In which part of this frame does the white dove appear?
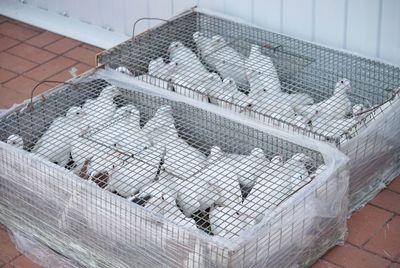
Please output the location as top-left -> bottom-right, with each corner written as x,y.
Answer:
171,69 -> 214,101
209,77 -> 252,109
175,173 -> 221,217
312,117 -> 358,139
145,192 -> 197,228
209,206 -> 254,237
193,31 -> 214,64
245,44 -> 280,95
207,35 -> 247,85
294,78 -> 352,121
115,66 -> 132,75
236,148 -> 269,188
135,58 -> 177,89
6,134 -> 24,149
203,146 -> 243,207
142,105 -> 207,179
92,104 -> 151,156
241,155 -> 289,222
32,106 -> 85,167
133,171 -> 180,200
169,41 -> 208,73
106,145 -> 164,197
81,85 -> 119,130
285,153 -> 313,192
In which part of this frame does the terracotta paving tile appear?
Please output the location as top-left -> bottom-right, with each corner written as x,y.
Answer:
24,56 -> 76,81
0,68 -> 18,83
11,21 -> 43,33
0,16 -> 8,24
25,31 -> 64,48
44,37 -> 81,54
370,190 -> 400,214
323,243 -> 391,268
64,46 -> 97,66
0,52 -> 37,74
347,204 -> 393,246
0,36 -> 20,51
11,255 -> 44,268
364,216 -> 400,261
48,62 -> 92,82
311,259 -> 341,268
0,228 -> 21,263
81,43 -> 103,53
0,87 -> 28,109
0,22 -> 40,41
7,43 -> 57,64
4,75 -> 52,99
388,177 -> 400,194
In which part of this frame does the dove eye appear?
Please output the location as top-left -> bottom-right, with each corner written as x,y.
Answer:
12,141 -> 16,145
235,211 -> 240,216
113,143 -> 118,147
340,80 -> 344,84
263,89 -> 266,92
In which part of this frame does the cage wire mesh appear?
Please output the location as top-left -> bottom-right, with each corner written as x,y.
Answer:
0,70 -> 348,267
97,10 -> 400,211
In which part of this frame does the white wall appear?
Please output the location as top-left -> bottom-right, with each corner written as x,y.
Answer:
1,0 -> 399,66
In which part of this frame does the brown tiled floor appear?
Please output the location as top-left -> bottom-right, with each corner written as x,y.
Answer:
0,15 -> 400,268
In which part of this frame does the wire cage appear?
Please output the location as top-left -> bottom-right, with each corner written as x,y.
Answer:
97,9 -> 400,212
0,69 -> 348,267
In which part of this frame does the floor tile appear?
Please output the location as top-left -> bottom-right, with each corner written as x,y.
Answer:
323,243 -> 391,268
0,52 -> 37,74
24,56 -> 76,81
0,228 -> 21,263
0,68 -> 18,83
7,43 -> 57,64
364,216 -> 400,261
44,37 -> 81,54
11,255 -> 44,268
48,62 -> 92,82
0,36 -> 20,51
64,46 -> 97,66
347,205 -> 393,246
388,177 -> 400,194
311,259 -> 341,268
0,22 -> 40,41
25,31 -> 63,48
370,190 -> 400,214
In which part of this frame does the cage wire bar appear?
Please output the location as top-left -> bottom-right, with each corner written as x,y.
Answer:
97,9 -> 400,212
0,69 -> 348,267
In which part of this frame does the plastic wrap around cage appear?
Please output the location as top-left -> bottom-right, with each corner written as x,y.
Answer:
97,9 -> 400,212
0,69 -> 348,267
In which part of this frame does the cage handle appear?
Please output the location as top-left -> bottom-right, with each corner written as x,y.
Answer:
29,80 -> 77,111
132,17 -> 169,38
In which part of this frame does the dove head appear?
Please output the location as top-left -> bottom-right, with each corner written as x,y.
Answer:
100,85 -> 120,99
291,153 -> 311,163
210,35 -> 226,47
6,134 -> 24,149
352,104 -> 364,116
334,78 -> 351,94
168,41 -> 184,54
115,104 -> 140,119
66,106 -> 85,118
250,148 -> 265,158
148,58 -> 165,74
209,146 -> 223,161
193,31 -> 202,43
250,44 -> 261,57
222,77 -> 237,90
271,155 -> 283,164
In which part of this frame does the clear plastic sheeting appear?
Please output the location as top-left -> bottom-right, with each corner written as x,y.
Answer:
97,9 -> 400,212
0,69 -> 348,267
